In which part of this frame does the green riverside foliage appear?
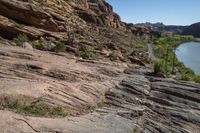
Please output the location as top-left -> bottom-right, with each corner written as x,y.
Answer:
153,35 -> 200,83
154,60 -> 171,77
0,99 -> 68,117
13,34 -> 29,46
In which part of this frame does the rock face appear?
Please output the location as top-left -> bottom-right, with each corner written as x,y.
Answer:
107,66 -> 200,132
0,0 -> 163,65
182,22 -> 200,37
0,45 -> 200,133
1,0 -> 199,132
0,0 -> 60,31
0,44 -> 126,114
0,0 -> 160,40
88,0 -> 122,28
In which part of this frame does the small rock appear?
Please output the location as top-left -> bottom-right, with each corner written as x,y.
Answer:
43,42 -> 56,51
22,42 -> 33,50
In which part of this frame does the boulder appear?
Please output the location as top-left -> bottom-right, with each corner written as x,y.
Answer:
22,42 -> 33,50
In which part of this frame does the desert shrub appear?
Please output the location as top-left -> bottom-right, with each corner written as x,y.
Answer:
88,102 -> 104,111
95,44 -> 104,51
180,67 -> 195,81
79,44 -> 94,59
1,99 -> 68,117
135,44 -> 145,49
109,51 -> 119,61
32,38 -> 48,50
194,76 -> 200,83
154,60 -> 170,76
14,34 -> 29,46
54,42 -> 66,53
181,73 -> 193,81
32,38 -> 57,51
37,0 -> 45,6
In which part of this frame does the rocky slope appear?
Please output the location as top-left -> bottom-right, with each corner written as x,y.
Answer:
0,44 -> 200,133
182,22 -> 200,37
0,0 -> 163,65
1,0 -> 200,133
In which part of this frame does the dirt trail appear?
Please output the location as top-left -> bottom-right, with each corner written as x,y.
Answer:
147,43 -> 156,61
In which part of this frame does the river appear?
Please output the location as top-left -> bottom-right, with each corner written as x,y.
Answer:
176,42 -> 200,75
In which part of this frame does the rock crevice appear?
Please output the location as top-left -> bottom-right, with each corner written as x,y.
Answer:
0,45 -> 200,132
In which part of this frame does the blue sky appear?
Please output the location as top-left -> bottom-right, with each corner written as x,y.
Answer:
106,0 -> 200,25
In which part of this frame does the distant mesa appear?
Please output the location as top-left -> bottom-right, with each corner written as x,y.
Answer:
137,22 -> 200,38
136,22 -> 188,35
182,22 -> 200,37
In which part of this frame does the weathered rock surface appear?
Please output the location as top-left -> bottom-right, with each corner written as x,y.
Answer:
0,1 -> 199,132
0,0 -> 60,31
0,45 -> 200,133
0,0 -> 160,40
106,66 -> 200,133
0,44 -> 126,114
0,0 -> 164,65
0,110 -> 135,133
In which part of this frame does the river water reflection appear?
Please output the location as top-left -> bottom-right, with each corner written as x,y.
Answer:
176,42 -> 200,75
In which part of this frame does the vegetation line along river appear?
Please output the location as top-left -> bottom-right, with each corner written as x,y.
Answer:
153,35 -> 200,83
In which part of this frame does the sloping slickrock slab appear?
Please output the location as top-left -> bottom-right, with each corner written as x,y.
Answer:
0,45 -> 125,114
1,45 -> 200,133
106,67 -> 200,133
0,110 -> 135,133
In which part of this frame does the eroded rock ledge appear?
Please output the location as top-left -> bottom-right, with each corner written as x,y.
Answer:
0,45 -> 200,133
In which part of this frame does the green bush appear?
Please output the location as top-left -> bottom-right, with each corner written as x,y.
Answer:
179,67 -> 195,81
135,44 -> 145,49
154,60 -> 170,76
79,44 -> 94,59
48,107 -> 68,117
109,51 -> 119,61
194,76 -> 200,83
95,44 -> 104,51
37,0 -> 45,6
181,74 -> 193,81
54,42 -> 66,53
14,34 -> 29,46
32,38 -> 47,50
1,99 -> 68,117
88,102 -> 104,111
153,35 -> 200,82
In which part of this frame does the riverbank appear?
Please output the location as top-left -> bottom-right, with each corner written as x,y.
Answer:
194,38 -> 200,42
153,35 -> 200,83
176,42 -> 200,75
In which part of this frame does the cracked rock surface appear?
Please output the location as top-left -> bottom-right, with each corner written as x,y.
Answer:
0,45 -> 200,133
